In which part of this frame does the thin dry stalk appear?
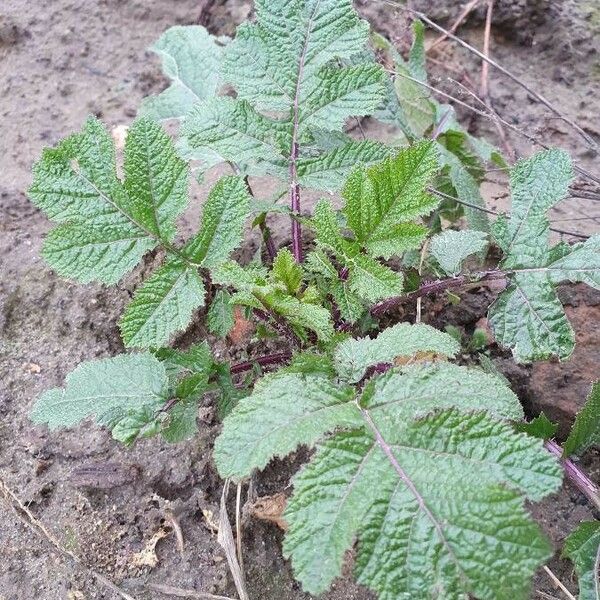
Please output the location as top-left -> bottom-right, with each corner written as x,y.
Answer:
0,478 -> 137,600
381,0 -> 599,152
218,480 -> 249,600
428,0 -> 481,51
149,583 -> 236,600
543,566 -> 577,600
235,482 -> 244,572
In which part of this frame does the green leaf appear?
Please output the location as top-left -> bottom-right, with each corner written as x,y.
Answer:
31,353 -> 169,435
487,150 -> 599,362
267,291 -> 335,342
347,253 -> 404,303
139,26 -> 223,121
297,140 -> 391,191
214,374 -> 360,479
563,521 -> 600,600
119,259 -> 205,348
272,248 -> 303,295
281,352 -> 337,379
299,64 -> 386,133
501,149 -> 573,268
183,175 -> 251,267
334,322 -> 460,382
489,273 -> 574,362
183,97 -> 287,175
545,235 -> 600,288
437,141 -> 490,233
516,413 -> 559,441
29,117 -> 189,284
343,142 -> 439,258
564,381 -> 600,457
363,362 -> 525,431
430,230 -> 488,275
206,289 -> 235,338
123,117 -> 189,241
284,409 -> 560,597
162,398 -> 200,442
222,0 -> 371,116
41,223 -> 155,285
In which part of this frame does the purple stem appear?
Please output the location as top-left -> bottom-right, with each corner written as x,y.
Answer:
230,351 -> 292,375
545,440 -> 600,512
371,270 -> 507,316
288,10 -> 313,263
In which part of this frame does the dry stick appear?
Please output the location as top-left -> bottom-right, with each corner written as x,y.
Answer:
390,66 -> 600,186
218,480 -> 249,600
542,566 -> 577,600
235,482 -> 244,575
148,583 -> 236,600
381,0 -> 599,152
428,0 -> 481,51
0,478 -> 137,600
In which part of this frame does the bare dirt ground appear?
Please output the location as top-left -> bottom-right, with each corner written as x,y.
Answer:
1,0 -> 599,599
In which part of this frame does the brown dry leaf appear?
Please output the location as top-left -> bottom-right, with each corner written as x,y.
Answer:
394,351 -> 448,367
247,493 -> 288,530
228,306 -> 254,346
111,124 -> 128,151
23,362 -> 41,374
202,508 -> 219,534
130,527 -> 169,568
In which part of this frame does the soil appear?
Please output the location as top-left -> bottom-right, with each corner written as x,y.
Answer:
1,1 -> 599,599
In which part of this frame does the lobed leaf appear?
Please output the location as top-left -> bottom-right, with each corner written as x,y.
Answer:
139,26 -> 223,121
29,117 -> 189,284
214,373 -> 360,479
183,175 -> 251,267
343,142 -> 439,258
284,409 -> 561,598
334,322 -> 460,382
31,353 -> 169,433
430,229 -> 488,275
119,259 -> 205,348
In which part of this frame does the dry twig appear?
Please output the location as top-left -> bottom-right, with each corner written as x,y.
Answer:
428,0 -> 481,51
543,566 -> 577,600
149,583 -> 236,600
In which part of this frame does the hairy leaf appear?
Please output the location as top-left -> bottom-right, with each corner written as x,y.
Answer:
139,26 -> 223,121
214,374 -> 359,479
430,230 -> 488,275
183,97 -> 287,175
516,413 -> 558,441
363,362 -> 525,431
488,150 -> 600,362
563,381 -> 600,457
284,409 -> 560,598
184,0 -> 387,183
297,140 -> 391,191
563,521 -> 600,600
334,322 -> 460,382
312,200 -> 404,303
29,117 -> 189,284
272,248 -> 303,295
207,289 -> 235,338
120,259 -> 205,348
31,353 -> 169,434
183,175 -> 251,267
343,142 -> 439,258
